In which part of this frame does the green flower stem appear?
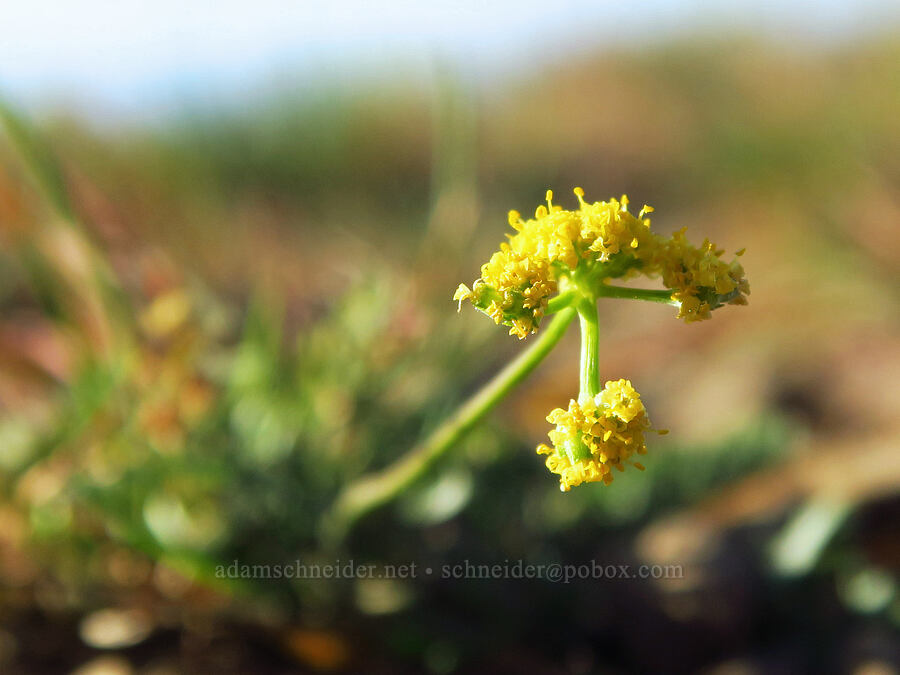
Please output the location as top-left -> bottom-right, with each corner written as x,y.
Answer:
547,289 -> 577,313
321,306 -> 577,545
576,298 -> 600,400
596,285 -> 678,305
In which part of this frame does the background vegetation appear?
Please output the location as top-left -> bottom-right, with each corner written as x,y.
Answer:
0,34 -> 898,673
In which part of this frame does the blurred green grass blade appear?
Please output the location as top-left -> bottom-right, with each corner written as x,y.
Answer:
18,242 -> 68,319
1,360 -> 123,486
768,498 -> 853,577
0,99 -> 75,221
1,98 -> 136,345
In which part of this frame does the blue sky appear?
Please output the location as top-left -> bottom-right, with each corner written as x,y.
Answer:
1,0 -> 898,115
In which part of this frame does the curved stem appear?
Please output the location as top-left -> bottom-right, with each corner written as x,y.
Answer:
321,306 -> 577,546
576,299 -> 600,400
596,285 -> 677,305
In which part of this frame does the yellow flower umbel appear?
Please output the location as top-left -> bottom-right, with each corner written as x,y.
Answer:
452,188 -> 748,492
648,229 -> 750,323
537,380 -> 660,491
454,189 -> 655,338
455,188 -> 749,334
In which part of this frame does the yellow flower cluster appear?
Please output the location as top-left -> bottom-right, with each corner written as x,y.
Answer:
652,229 -> 749,322
537,379 -> 661,491
455,188 -> 749,335
454,189 -> 654,338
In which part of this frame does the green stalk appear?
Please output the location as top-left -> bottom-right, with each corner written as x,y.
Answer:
576,298 -> 600,400
596,285 -> 677,305
322,306 -> 577,545
546,289 -> 576,313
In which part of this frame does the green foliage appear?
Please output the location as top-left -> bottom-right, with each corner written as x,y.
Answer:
1,35 -> 897,671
